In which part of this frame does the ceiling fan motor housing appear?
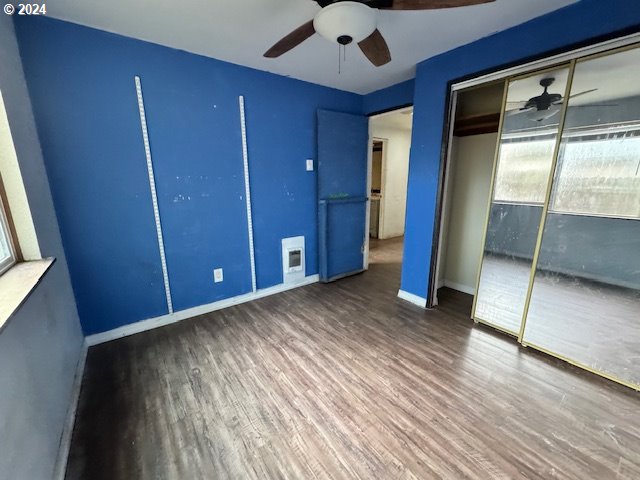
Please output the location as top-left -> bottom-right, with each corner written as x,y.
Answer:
313,1 -> 377,45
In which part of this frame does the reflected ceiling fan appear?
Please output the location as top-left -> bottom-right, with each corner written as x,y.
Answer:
264,0 -> 496,67
507,77 -> 614,122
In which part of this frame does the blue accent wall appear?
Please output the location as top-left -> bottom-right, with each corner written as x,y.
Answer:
14,17 -> 361,335
402,0 -> 640,301
363,79 -> 414,115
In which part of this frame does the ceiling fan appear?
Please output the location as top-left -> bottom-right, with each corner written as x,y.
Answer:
507,77 -> 605,122
264,0 -> 496,67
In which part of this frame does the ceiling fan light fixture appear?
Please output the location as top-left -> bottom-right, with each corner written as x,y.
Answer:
313,1 -> 377,45
526,104 -> 561,122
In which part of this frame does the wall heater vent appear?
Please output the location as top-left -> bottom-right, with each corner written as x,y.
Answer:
282,236 -> 305,284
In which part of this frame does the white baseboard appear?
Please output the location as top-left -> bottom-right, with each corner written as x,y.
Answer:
54,339 -> 88,480
397,289 -> 427,308
443,280 -> 475,295
86,275 -> 320,346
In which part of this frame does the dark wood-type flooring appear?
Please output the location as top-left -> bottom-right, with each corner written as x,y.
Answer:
67,237 -> 640,479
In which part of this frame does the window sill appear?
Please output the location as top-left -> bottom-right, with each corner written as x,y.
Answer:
0,258 -> 55,334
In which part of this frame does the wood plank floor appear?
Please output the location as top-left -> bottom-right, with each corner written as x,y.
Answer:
66,237 -> 640,479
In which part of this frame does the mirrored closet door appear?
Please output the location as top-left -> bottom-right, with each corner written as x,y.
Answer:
521,46 -> 640,388
472,66 -> 570,335
472,43 -> 640,390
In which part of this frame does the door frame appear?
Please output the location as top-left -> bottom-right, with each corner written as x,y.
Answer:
366,105 -> 413,265
430,92 -> 458,307
428,30 -> 640,309
364,132 -> 372,269
368,137 -> 388,240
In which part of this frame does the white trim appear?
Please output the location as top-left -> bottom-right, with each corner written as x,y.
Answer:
134,76 -> 174,313
397,289 -> 427,308
363,132 -> 372,270
54,340 -> 88,480
86,275 -> 320,346
452,32 -> 640,91
443,280 -> 476,295
238,96 -> 257,292
431,90 -> 458,306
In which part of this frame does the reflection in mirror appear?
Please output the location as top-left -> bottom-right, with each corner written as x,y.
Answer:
473,66 -> 570,333
523,47 -> 640,387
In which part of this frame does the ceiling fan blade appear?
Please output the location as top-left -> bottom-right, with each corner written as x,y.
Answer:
358,29 -> 391,67
506,107 -> 533,117
386,0 -> 495,10
569,88 -> 598,99
264,20 -> 315,58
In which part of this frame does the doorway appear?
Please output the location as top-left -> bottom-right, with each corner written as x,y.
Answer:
366,107 -> 412,276
369,140 -> 383,239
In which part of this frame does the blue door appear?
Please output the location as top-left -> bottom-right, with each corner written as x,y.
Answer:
317,109 -> 369,282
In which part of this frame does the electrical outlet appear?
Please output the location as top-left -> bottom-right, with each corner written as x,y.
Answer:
213,268 -> 224,283
306,159 -> 314,171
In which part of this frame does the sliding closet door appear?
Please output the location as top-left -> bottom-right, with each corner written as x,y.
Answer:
522,46 -> 640,387
472,66 -> 570,334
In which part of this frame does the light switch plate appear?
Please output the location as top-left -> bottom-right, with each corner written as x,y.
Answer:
213,268 -> 224,283
306,159 -> 314,171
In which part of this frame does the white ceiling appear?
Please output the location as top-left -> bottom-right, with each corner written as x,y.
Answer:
45,0 -> 577,95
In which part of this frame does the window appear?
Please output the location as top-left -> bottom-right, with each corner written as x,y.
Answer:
493,135 -> 556,204
0,187 -> 16,275
0,88 -> 39,273
550,129 -> 640,218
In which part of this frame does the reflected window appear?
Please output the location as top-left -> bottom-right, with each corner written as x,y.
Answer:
551,128 -> 640,218
493,135 -> 556,204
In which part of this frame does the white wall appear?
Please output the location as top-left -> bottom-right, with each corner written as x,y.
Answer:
443,133 -> 497,293
0,16 -> 84,480
370,115 -> 411,240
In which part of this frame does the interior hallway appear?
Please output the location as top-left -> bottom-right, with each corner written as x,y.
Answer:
66,238 -> 640,479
